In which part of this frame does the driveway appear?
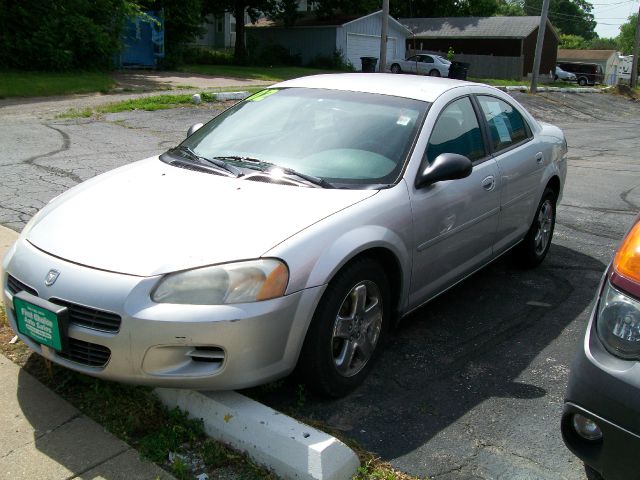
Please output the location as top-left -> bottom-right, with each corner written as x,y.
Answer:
113,70 -> 272,90
1,88 -> 639,479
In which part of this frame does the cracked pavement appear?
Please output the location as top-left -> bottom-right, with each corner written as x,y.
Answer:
1,88 -> 640,479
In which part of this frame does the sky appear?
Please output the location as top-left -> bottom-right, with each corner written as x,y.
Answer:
590,0 -> 639,39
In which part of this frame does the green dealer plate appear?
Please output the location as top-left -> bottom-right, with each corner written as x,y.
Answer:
14,296 -> 63,351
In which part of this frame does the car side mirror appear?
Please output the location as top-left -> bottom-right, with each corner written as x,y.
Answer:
415,153 -> 473,188
186,123 -> 204,138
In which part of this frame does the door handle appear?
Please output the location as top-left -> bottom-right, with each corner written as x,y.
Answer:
481,175 -> 496,191
535,152 -> 544,164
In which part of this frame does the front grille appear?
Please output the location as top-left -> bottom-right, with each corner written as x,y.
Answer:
58,338 -> 111,367
49,298 -> 121,333
7,275 -> 38,297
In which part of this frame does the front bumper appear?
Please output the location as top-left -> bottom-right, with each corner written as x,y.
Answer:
562,290 -> 640,480
2,239 -> 324,390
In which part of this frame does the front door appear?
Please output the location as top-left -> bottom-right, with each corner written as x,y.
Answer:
409,96 -> 500,308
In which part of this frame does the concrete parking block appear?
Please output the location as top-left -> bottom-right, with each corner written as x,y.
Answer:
73,447 -> 174,480
156,388 -> 360,480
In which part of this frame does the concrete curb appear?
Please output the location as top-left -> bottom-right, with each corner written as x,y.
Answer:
496,85 -> 603,93
156,389 -> 360,480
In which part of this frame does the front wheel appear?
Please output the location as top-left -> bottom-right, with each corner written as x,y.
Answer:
297,259 -> 391,397
515,187 -> 557,268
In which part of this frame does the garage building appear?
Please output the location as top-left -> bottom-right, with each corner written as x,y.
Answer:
246,10 -> 409,70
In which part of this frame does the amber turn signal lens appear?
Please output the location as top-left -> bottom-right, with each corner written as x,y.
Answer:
256,263 -> 289,301
614,222 -> 640,283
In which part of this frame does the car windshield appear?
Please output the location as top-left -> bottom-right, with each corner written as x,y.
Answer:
178,88 -> 428,188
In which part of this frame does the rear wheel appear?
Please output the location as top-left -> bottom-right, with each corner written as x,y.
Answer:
578,76 -> 588,86
429,69 -> 441,77
515,187 -> 556,268
297,259 -> 391,397
391,63 -> 401,74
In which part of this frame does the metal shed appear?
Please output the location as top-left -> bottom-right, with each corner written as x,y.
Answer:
246,10 -> 409,69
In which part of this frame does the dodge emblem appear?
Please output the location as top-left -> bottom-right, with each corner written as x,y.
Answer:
45,269 -> 60,287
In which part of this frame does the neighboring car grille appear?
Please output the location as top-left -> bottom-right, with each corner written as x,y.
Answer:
7,275 -> 121,333
7,275 -> 38,297
49,298 -> 121,333
58,338 -> 111,367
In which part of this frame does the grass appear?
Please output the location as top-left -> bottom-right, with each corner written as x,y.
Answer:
470,77 -> 582,88
0,301 -> 275,480
178,64 -> 336,82
0,71 -> 115,98
57,90 -> 264,119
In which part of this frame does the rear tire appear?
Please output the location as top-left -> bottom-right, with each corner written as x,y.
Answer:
391,64 -> 401,74
296,259 -> 391,397
429,69 -> 441,77
515,187 -> 556,268
578,76 -> 588,86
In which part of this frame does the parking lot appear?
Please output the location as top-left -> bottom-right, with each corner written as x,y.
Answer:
1,88 -> 639,479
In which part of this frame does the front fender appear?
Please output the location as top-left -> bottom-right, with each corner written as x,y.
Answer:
264,183 -> 413,313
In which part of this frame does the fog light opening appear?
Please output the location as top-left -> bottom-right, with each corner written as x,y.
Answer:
572,414 -> 603,441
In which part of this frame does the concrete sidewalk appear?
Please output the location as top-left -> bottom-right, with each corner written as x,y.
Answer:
1,225 -> 173,480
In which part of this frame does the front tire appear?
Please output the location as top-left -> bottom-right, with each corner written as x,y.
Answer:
516,187 -> 557,268
297,259 -> 391,397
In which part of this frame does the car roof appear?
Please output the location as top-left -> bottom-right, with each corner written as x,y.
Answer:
271,73 -> 474,103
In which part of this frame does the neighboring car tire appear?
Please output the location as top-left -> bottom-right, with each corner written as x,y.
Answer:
297,258 -> 391,397
553,74 -> 559,81
429,69 -> 441,77
516,187 -> 557,268
578,76 -> 588,86
391,64 -> 401,74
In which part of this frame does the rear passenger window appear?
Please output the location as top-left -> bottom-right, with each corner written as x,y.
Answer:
426,97 -> 485,164
477,96 -> 531,153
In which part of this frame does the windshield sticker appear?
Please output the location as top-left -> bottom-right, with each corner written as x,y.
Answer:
246,89 -> 278,102
397,114 -> 411,126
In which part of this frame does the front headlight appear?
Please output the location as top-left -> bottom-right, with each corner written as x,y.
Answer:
151,259 -> 289,305
596,280 -> 640,360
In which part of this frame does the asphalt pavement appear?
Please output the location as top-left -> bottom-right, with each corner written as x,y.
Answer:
1,85 -> 639,479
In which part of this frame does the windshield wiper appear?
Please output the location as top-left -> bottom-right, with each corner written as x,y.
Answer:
171,146 -> 242,177
213,156 -> 334,189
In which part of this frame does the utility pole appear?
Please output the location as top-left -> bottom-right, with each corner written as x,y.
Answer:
379,0 -> 389,72
530,0 -> 550,93
631,4 -> 640,89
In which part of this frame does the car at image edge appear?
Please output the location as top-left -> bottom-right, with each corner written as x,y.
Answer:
562,215 -> 640,480
2,74 -> 567,398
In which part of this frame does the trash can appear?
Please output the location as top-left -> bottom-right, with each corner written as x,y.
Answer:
448,61 -> 470,80
360,57 -> 378,73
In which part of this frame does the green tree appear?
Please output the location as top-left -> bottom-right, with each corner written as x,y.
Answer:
617,13 -> 637,55
0,0 -> 139,70
495,0 -> 525,16
203,0 -> 267,63
524,0 -> 597,40
264,0 -> 300,27
559,34 -> 586,49
588,37 -> 618,50
389,0 -> 501,17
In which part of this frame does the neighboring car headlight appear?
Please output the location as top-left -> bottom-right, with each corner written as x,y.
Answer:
151,259 -> 289,305
596,280 -> 640,359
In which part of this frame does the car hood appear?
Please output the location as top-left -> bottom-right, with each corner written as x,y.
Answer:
26,157 -> 377,277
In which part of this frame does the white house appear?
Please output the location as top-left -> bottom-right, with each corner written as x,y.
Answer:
246,10 -> 410,69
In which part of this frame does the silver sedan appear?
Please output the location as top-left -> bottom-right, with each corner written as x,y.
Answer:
388,54 -> 451,76
2,74 -> 567,397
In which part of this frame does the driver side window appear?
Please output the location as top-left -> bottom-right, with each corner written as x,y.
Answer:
426,97 -> 486,164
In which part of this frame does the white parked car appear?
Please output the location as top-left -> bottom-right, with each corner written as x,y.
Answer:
2,74 -> 567,397
554,66 -> 577,82
388,54 -> 451,77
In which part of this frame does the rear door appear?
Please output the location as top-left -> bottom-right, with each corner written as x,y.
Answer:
475,95 -> 543,254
